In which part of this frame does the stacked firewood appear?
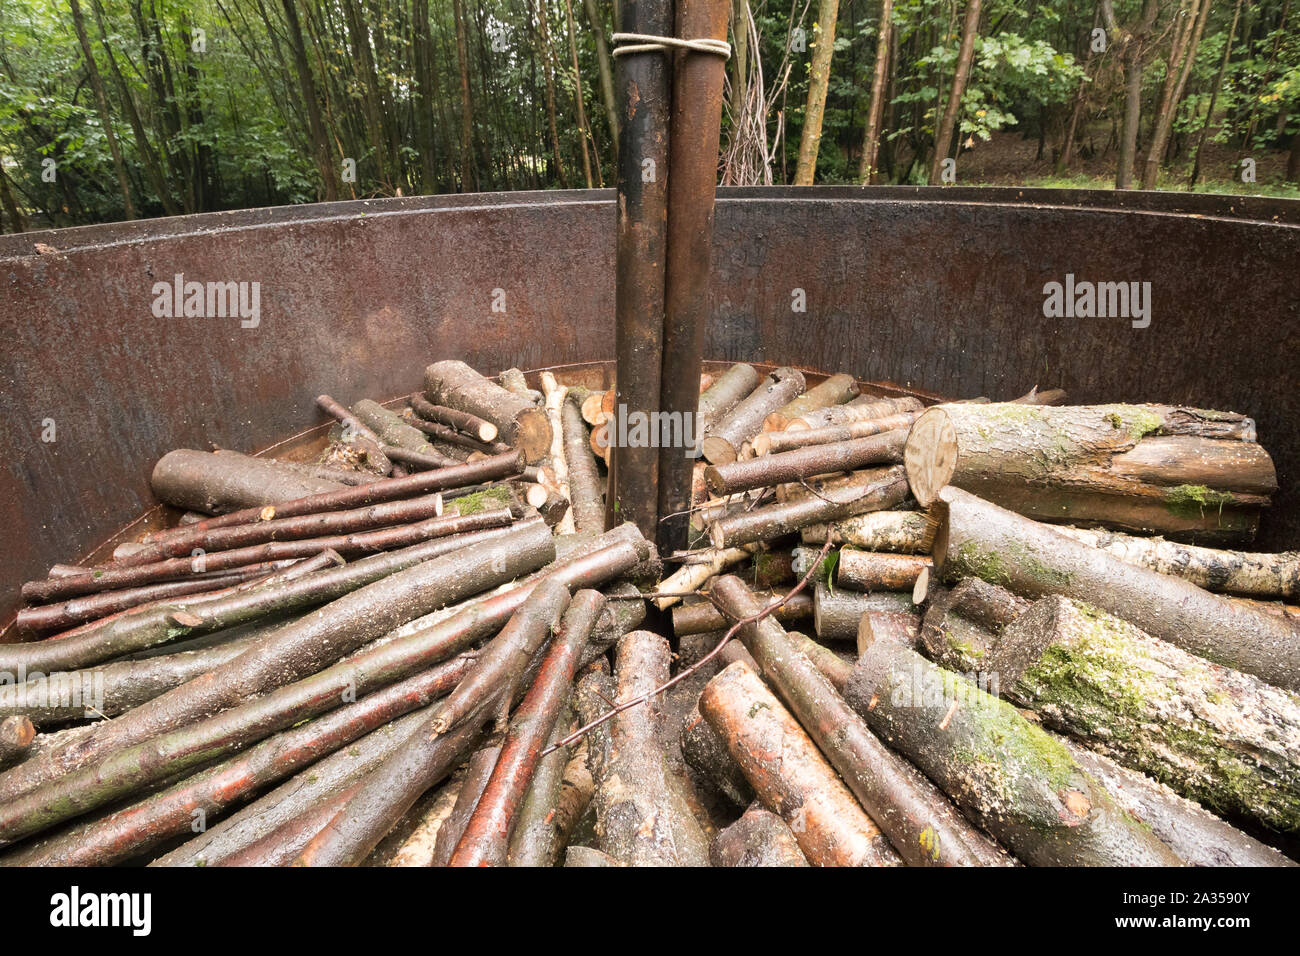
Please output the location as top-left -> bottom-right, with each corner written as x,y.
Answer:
1,359 -> 1297,866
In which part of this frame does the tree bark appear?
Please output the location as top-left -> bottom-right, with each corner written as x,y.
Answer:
905,402 -> 1274,541
712,575 -> 1011,865
844,638 -> 1183,865
704,429 -> 906,495
150,448 -> 346,515
800,509 -> 931,552
858,0 -> 893,183
452,0 -> 476,190
990,594 -> 1300,833
788,394 -> 923,431
701,367 -> 806,464
1142,0 -> 1212,188
712,803 -> 810,865
696,363 -> 761,433
929,0 -> 981,184
562,392 -> 607,535
763,373 -> 860,432
794,0 -> 843,184
755,410 -> 918,456
424,361 -> 552,463
709,465 -> 909,549
1190,0 -> 1242,184
584,631 -> 711,865
836,550 -> 931,592
812,580 -> 915,640
701,661 -> 902,865
932,486 -> 1300,692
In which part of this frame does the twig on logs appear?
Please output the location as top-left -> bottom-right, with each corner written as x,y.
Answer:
542,540 -> 833,757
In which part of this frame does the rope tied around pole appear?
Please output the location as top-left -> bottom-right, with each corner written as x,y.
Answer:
610,32 -> 731,59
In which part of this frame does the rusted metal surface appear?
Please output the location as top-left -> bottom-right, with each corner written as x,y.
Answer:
657,0 -> 731,555
607,0 -> 674,541
1,187 -> 1297,629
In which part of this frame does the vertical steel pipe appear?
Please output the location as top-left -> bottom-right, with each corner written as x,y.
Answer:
606,0 -> 675,539
656,0 -> 731,554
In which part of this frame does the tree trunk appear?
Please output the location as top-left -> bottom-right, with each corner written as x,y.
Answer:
280,0 -> 339,199
1190,0 -> 1242,185
583,0 -> 619,152
793,0 -> 842,184
1112,0 -> 1159,188
68,0 -> 135,219
452,0 -> 476,191
858,0 -> 894,183
712,575 -> 1010,865
929,0 -> 981,184
1141,0 -> 1212,189
562,0 -> 595,187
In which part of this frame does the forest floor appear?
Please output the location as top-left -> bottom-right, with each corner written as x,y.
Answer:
953,125 -> 1299,197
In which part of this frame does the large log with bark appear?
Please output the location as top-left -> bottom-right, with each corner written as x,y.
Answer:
584,631 -> 710,866
700,661 -> 901,866
711,575 -> 1010,866
151,449 -> 346,515
812,581 -> 915,641
905,402 -> 1276,541
424,360 -> 552,463
989,594 -> 1300,833
842,638 -> 1184,865
932,486 -> 1300,692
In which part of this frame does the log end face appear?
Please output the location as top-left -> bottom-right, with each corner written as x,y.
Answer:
904,407 -> 958,508
514,409 -> 554,464
701,436 -> 737,465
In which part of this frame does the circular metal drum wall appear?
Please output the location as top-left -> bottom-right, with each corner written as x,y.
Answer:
1,186 -> 1297,625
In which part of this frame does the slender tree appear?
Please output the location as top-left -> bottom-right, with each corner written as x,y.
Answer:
929,0 -> 981,184
858,0 -> 893,183
794,0 -> 841,184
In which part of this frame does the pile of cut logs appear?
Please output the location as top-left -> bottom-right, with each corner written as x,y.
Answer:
1,359 -> 1297,867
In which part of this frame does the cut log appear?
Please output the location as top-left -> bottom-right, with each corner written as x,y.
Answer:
141,450 -> 524,545
755,411 -> 919,456
351,399 -> 455,466
672,591 -> 812,636
151,449 -> 346,515
904,402 -> 1275,541
836,550 -> 932,592
800,510 -> 931,553
0,522 -> 530,678
430,739 -> 503,867
711,803 -> 810,866
0,522 -> 555,827
424,360 -> 552,463
813,581 -> 915,641
506,711 -> 587,867
1053,525 -> 1300,600
0,716 -> 34,769
681,699 -> 753,810
709,466 -> 909,549
790,395 -> 924,431
408,393 -> 500,443
704,429 -> 907,496
0,660 -> 470,866
990,594 -> 1300,833
711,575 -> 1009,866
539,372 -> 576,535
843,638 -> 1184,865
701,367 -> 806,464
386,774 -> 466,867
856,610 -> 922,655
585,631 -> 710,866
700,661 -> 901,866
933,486 -> 1300,692
696,363 -> 760,433
1062,738 -> 1295,867
497,367 -> 543,404
763,373 -> 860,432
652,544 -> 753,610
314,395 -> 394,474
449,590 -> 604,866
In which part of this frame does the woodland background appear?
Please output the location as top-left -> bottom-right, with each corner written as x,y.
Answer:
0,0 -> 1296,230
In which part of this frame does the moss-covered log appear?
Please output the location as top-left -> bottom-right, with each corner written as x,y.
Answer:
991,594 -> 1300,833
843,639 -> 1184,865
905,402 -> 1275,541
933,487 -> 1300,692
